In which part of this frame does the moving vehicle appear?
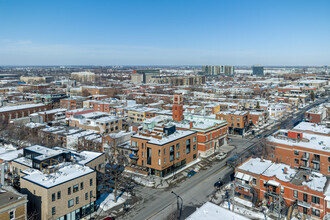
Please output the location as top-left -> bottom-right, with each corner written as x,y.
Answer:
187,170 -> 196,178
216,152 -> 227,160
214,180 -> 224,189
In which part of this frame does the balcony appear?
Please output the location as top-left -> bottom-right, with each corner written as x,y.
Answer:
297,200 -> 311,209
130,146 -> 139,151
129,154 -> 139,160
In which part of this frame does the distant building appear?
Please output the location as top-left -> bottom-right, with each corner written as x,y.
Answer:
131,70 -> 160,84
71,71 -> 96,82
202,65 -> 234,75
252,65 -> 264,76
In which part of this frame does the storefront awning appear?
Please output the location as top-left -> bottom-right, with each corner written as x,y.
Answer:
242,174 -> 252,182
268,180 -> 280,187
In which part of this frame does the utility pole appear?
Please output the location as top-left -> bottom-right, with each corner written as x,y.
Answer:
171,191 -> 183,220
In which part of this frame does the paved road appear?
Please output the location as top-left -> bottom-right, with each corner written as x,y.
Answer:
120,98 -> 328,220
120,138 -> 258,220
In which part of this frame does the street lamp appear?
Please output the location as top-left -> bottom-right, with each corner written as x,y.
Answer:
171,191 -> 183,220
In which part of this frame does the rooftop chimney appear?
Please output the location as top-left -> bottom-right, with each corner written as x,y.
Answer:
283,167 -> 288,174
190,121 -> 193,129
260,156 -> 264,162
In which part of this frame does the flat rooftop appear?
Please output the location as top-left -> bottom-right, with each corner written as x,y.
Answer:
22,163 -> 95,188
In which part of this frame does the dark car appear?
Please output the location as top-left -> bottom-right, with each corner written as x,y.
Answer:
214,180 -> 224,189
187,170 -> 196,178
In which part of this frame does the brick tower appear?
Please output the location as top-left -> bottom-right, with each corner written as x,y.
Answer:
173,94 -> 183,121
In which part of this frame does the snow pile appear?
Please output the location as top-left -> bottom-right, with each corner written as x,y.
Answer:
99,193 -> 125,211
233,197 -> 253,208
221,202 -> 265,219
132,176 -> 155,187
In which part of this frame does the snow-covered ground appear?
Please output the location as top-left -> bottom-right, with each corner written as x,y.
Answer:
99,193 -> 126,211
221,201 -> 272,220
132,176 -> 155,187
233,197 -> 253,208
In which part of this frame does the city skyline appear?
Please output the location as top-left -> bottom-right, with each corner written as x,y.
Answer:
1,0 -> 330,66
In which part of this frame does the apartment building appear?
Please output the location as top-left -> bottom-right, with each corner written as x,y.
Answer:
235,157 -> 329,219
130,124 -> 197,177
71,71 -> 95,82
171,114 -> 228,157
11,145 -> 105,178
0,103 -> 50,123
21,164 -> 96,220
216,111 -> 249,136
60,97 -> 88,110
0,186 -> 28,220
305,106 -> 327,124
267,103 -> 290,120
69,111 -> 123,134
37,108 -> 66,123
266,129 -> 330,175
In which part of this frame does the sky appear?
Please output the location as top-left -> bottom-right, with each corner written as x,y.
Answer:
0,0 -> 330,66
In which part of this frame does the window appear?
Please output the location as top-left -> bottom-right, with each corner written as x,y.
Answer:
294,159 -> 299,164
193,144 -> 196,151
164,158 -> 166,164
52,207 -> 56,215
76,196 -> 79,204
164,149 -> 166,155
52,193 -> 56,201
237,117 -> 240,121
90,178 -> 93,186
176,152 -> 180,159
158,159 -> 161,166
158,150 -> 160,156
293,190 -> 298,198
68,187 -> 71,195
280,186 -> 284,193
9,211 -> 14,220
303,193 -> 308,202
85,192 -> 88,200
142,143 -> 144,149
142,152 -> 144,158
57,191 -> 61,200
176,143 -> 180,150
73,184 -> 79,193
328,157 -> 330,162
294,150 -> 299,156
90,191 -> 93,198
252,178 -> 256,185
68,199 -> 74,208
312,196 -> 320,204
193,136 -> 196,142
312,208 -> 320,217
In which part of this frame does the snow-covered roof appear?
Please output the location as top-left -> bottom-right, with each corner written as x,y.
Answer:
21,164 -> 94,188
187,202 -> 249,220
237,158 -> 273,175
293,122 -> 330,135
0,103 -> 45,113
262,163 -> 296,182
0,149 -> 23,162
267,130 -> 330,152
133,129 -> 195,145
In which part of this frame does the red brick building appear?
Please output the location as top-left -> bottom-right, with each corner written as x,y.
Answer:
0,103 -> 50,123
235,157 -> 329,219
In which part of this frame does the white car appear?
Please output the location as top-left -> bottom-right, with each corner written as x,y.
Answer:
216,152 -> 227,160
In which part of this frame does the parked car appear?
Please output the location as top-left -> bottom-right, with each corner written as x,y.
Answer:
214,180 -> 224,189
187,170 -> 196,178
256,135 -> 262,138
216,152 -> 227,160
